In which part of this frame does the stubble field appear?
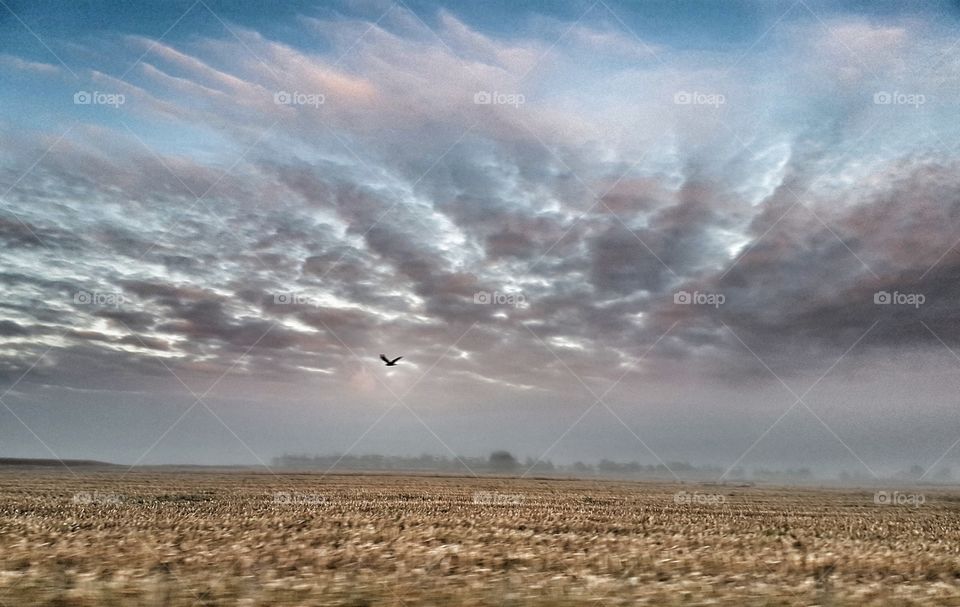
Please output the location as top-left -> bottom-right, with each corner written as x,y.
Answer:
0,469 -> 958,606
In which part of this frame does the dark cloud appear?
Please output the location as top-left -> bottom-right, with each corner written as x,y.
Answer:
0,215 -> 84,251
157,299 -> 299,350
588,222 -> 670,295
0,320 -> 30,337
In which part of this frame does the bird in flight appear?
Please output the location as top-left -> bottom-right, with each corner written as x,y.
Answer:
380,354 -> 403,366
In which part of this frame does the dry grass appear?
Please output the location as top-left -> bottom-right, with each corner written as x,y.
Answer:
1,469 -> 959,605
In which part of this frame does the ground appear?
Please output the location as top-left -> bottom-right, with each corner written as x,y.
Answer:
0,469 -> 958,606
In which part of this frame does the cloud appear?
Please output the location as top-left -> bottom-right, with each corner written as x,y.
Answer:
0,54 -> 61,74
1,4 -> 959,414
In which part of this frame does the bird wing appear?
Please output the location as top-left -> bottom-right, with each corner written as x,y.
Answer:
390,356 -> 403,364
379,354 -> 390,363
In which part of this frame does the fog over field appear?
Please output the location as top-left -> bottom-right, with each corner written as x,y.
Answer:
3,0 -> 960,481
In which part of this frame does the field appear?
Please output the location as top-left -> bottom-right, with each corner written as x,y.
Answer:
1,469 -> 959,606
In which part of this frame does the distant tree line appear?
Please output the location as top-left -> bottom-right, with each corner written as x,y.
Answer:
271,451 -> 556,474
272,452 -> 753,479
271,452 -> 955,483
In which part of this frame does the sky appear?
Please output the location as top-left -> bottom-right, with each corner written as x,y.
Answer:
2,0 -> 960,477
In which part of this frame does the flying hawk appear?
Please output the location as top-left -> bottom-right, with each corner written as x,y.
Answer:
380,354 -> 402,366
